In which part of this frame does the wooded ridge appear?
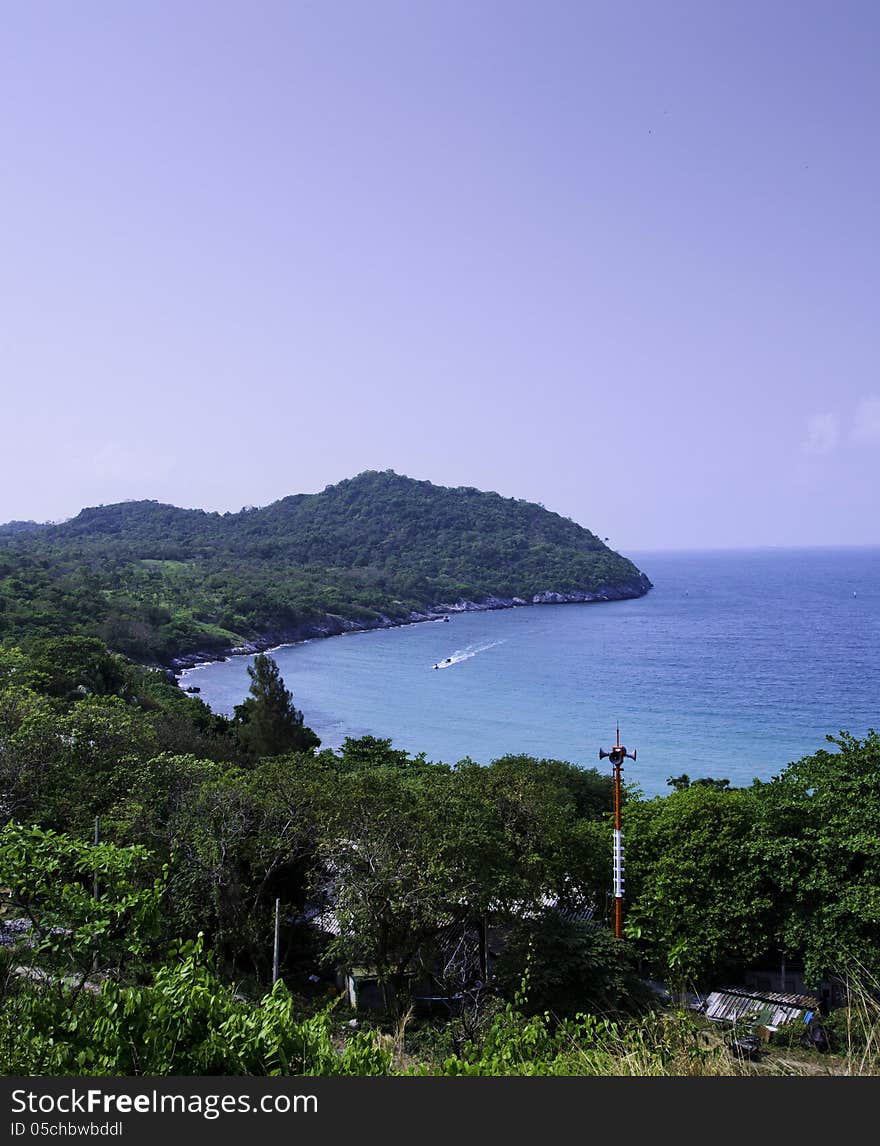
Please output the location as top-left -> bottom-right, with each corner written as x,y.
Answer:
0,470 -> 651,666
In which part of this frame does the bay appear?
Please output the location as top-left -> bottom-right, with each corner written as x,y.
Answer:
181,547 -> 880,797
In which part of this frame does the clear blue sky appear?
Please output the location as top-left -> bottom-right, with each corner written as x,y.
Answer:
2,1 -> 878,549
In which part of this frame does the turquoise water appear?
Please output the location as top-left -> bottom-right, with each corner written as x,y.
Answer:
181,548 -> 880,797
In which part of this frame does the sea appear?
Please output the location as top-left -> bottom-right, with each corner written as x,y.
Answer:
180,548 -> 880,798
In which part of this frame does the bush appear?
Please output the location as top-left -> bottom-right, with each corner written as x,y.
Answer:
0,938 -> 393,1076
491,914 -> 653,1018
770,1017 -> 811,1049
822,1006 -> 875,1055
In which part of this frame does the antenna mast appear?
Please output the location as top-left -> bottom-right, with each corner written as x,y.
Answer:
599,725 -> 637,939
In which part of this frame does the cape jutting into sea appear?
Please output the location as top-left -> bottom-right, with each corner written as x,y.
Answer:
181,547 -> 880,797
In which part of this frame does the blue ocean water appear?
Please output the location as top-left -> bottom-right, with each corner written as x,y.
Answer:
182,548 -> 880,797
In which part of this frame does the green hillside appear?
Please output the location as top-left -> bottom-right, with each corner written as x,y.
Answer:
0,470 -> 651,665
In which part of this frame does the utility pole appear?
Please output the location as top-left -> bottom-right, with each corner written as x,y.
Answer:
599,726 -> 637,939
272,898 -> 281,985
92,816 -> 100,975
93,815 -> 100,900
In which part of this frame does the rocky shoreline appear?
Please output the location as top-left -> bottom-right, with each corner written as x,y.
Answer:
170,573 -> 652,674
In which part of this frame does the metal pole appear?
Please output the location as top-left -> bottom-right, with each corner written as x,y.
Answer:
93,816 -> 100,900
613,758 -> 623,939
600,726 -> 636,942
92,816 -> 100,975
272,897 -> 281,985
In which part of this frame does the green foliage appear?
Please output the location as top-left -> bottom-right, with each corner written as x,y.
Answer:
250,742 -> 614,1016
22,637 -> 128,702
458,755 -> 611,899
492,915 -> 653,1018
750,732 -> 880,983
625,731 -> 880,991
0,471 -> 650,664
307,764 -> 505,1010
624,785 -> 773,986
338,734 -> 423,770
424,1000 -> 727,1076
233,654 -> 319,759
0,822 -> 163,981
1,689 -> 159,833
4,628 -> 880,1074
770,1017 -> 811,1049
666,774 -> 731,791
0,641 -> 248,834
821,1004 -> 878,1058
1,937 -> 392,1076
102,749 -> 320,979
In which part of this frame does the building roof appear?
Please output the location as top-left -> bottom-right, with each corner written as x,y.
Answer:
703,987 -> 818,1029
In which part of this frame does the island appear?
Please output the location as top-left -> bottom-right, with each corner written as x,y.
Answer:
0,469 -> 651,668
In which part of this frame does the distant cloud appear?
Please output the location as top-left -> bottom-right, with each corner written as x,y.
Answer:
851,396 -> 880,446
802,413 -> 839,455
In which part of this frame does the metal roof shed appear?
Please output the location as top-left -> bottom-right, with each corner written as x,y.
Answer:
703,987 -> 818,1031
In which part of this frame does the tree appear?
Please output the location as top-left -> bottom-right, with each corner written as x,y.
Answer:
666,774 -> 731,792
24,636 -> 127,702
458,755 -> 611,912
338,734 -> 425,771
624,785 -> 772,987
492,913 -> 652,1018
311,765 -> 504,1016
0,688 -> 158,833
0,822 -> 163,989
281,750 -> 614,1018
751,731 -> 880,984
1,936 -> 392,1076
232,655 -> 319,759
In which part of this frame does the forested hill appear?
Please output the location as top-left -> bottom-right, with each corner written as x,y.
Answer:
0,470 -> 651,666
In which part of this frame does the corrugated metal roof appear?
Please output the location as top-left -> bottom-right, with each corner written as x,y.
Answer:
703,987 -> 818,1029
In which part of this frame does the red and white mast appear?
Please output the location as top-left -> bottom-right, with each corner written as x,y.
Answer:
600,725 -> 637,939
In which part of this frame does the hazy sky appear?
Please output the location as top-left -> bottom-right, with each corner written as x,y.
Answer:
2,1 -> 878,549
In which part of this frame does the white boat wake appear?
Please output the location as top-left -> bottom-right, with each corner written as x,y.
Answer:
432,640 -> 504,670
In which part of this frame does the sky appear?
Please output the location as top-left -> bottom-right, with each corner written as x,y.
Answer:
2,1 -> 879,550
